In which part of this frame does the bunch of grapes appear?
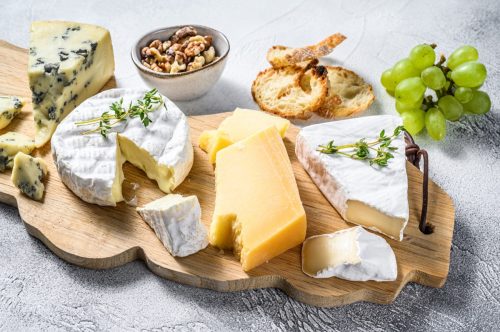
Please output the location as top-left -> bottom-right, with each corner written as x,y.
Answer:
381,44 -> 491,140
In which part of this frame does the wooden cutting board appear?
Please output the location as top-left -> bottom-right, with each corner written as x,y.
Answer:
0,40 -> 455,307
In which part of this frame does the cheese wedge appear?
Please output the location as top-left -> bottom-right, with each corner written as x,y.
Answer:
0,96 -> 23,130
199,108 -> 290,163
11,152 -> 48,201
211,126 -> 306,271
0,132 -> 36,172
302,226 -> 397,281
29,21 -> 115,147
296,115 -> 409,240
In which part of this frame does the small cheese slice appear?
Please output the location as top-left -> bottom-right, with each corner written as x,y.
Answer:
0,132 -> 36,172
199,108 -> 290,163
0,96 -> 23,130
302,226 -> 397,281
211,126 -> 306,271
296,115 -> 409,240
137,194 -> 208,257
11,152 -> 48,201
29,21 -> 115,147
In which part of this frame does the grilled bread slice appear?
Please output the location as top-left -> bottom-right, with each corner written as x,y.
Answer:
315,66 -> 375,119
252,64 -> 328,119
266,33 -> 346,68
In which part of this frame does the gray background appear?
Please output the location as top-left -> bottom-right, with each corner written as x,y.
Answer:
1,0 -> 499,331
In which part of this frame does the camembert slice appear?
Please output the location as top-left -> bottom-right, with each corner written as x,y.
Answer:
296,115 -> 409,241
0,96 -> 23,130
29,21 -> 115,147
211,126 -> 306,271
302,226 -> 397,281
11,152 -> 48,201
0,132 -> 36,172
199,108 -> 290,163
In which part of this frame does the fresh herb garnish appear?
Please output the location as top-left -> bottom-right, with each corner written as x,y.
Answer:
317,126 -> 404,167
75,89 -> 165,137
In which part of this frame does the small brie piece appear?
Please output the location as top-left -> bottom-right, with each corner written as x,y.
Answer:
0,132 -> 36,172
296,115 -> 409,240
51,89 -> 193,206
302,226 -> 397,281
11,152 -> 48,201
137,194 -> 208,257
0,96 -> 23,130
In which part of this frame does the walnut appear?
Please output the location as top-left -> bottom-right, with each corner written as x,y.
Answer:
158,62 -> 171,73
203,46 -> 215,64
170,26 -> 197,43
174,51 -> 187,64
170,61 -> 186,73
149,39 -> 163,52
185,39 -> 206,57
187,56 -> 206,71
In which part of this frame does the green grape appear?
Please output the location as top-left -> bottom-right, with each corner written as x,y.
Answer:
425,108 -> 446,141
438,95 -> 463,121
420,66 -> 446,90
451,61 -> 487,88
454,87 -> 473,104
447,45 -> 479,70
409,44 -> 436,70
392,58 -> 420,83
395,77 -> 426,104
463,90 -> 491,115
381,69 -> 398,91
395,99 -> 422,114
401,109 -> 426,135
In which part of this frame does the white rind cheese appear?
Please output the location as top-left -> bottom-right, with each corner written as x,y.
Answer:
296,115 -> 409,240
29,21 -> 115,147
137,194 -> 208,257
11,152 -> 48,201
0,132 -> 36,172
0,96 -> 23,130
302,226 -> 397,281
51,89 -> 193,206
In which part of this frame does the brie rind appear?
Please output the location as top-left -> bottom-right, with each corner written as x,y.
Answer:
296,115 -> 409,240
51,88 -> 193,206
302,226 -> 397,281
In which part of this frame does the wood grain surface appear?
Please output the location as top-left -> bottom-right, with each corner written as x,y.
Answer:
0,40 -> 455,307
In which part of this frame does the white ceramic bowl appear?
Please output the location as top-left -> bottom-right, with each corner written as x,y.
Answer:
131,25 -> 230,101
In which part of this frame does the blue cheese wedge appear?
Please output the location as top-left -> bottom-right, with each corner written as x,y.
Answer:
302,226 -> 397,281
137,195 -> 208,257
51,89 -> 193,206
0,132 -> 36,172
11,152 -> 48,201
0,96 -> 23,130
29,21 -> 115,147
296,115 -> 409,241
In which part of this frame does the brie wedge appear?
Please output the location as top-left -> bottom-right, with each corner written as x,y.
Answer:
296,115 -> 409,240
29,21 -> 115,147
137,194 -> 208,257
0,96 -> 23,130
51,89 -> 193,206
302,226 -> 397,281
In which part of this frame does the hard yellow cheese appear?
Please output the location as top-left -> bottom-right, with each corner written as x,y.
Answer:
199,108 -> 290,163
211,126 -> 306,271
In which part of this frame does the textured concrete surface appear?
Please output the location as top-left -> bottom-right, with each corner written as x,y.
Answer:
1,0 -> 499,331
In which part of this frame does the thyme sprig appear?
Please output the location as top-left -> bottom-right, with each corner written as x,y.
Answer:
75,89 -> 165,137
317,125 -> 404,167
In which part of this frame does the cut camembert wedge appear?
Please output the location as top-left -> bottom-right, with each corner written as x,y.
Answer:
199,108 -> 290,163
296,115 -> 409,240
51,89 -> 193,206
211,126 -> 306,271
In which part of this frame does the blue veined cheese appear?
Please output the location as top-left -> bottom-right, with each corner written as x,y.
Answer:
296,115 -> 409,241
0,96 -> 23,130
51,89 -> 193,206
302,226 -> 397,281
11,152 -> 48,201
28,21 -> 115,147
137,194 -> 208,257
0,132 -> 36,172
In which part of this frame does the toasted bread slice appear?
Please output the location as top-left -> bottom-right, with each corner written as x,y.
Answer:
266,33 -> 346,68
251,64 -> 328,119
315,66 -> 375,119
